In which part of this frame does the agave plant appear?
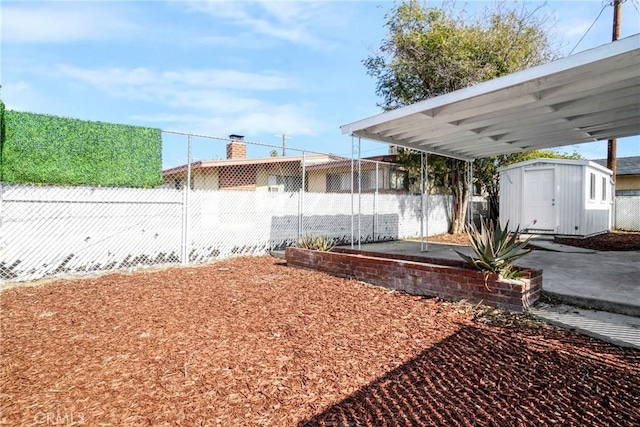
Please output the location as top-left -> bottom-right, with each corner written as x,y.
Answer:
455,218 -> 532,279
296,234 -> 336,252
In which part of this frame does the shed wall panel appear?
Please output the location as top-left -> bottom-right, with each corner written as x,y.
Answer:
499,167 -> 523,232
555,163 -> 584,235
582,164 -> 613,235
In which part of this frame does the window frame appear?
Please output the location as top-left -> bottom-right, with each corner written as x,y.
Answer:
589,172 -> 596,201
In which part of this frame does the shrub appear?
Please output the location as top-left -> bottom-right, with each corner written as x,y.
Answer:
296,234 -> 336,251
456,218 -> 532,279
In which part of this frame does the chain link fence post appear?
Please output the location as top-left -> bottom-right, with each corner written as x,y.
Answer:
181,134 -> 192,265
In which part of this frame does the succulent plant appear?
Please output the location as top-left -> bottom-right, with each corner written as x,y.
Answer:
296,234 -> 336,252
456,218 -> 532,279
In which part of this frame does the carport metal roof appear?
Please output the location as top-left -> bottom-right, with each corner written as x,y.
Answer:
341,34 -> 640,161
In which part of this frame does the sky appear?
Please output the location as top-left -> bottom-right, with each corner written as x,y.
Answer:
1,0 -> 639,169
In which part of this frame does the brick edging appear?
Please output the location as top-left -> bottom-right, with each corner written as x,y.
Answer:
285,247 -> 542,313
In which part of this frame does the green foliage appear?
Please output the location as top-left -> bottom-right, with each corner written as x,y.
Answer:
1,110 -> 162,187
456,218 -> 532,279
365,0 -> 556,110
296,234 -> 336,252
0,99 -> 5,161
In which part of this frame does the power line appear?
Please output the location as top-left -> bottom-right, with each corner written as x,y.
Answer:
569,2 -> 609,55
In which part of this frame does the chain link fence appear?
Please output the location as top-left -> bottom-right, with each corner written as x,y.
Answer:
614,196 -> 640,231
0,132 -> 454,284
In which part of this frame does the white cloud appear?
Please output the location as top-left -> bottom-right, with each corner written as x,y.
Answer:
0,3 -> 138,43
558,20 -> 592,39
1,81 -> 39,111
56,64 -> 318,136
184,0 -> 350,50
133,103 -> 318,137
56,65 -> 293,93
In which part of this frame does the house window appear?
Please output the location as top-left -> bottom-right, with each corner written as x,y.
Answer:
327,169 -> 401,192
589,173 -> 596,200
327,173 -> 351,192
173,176 -> 193,190
390,169 -> 409,191
601,177 -> 607,202
268,175 -> 302,192
358,170 -> 381,190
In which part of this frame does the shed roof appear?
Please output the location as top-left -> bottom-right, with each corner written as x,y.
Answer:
340,34 -> 640,161
498,158 -> 612,175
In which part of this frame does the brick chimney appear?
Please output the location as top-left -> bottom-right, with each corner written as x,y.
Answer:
226,134 -> 246,159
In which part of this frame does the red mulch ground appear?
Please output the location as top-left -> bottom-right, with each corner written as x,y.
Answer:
429,230 -> 640,251
1,256 -> 639,426
555,231 -> 640,251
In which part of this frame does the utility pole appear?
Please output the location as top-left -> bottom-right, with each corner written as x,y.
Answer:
607,0 -> 622,182
275,134 -> 291,156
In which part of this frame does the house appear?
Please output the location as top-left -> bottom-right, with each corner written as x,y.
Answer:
499,158 -> 613,237
593,156 -> 640,196
163,136 -> 410,193
305,155 -> 409,193
162,136 -> 333,192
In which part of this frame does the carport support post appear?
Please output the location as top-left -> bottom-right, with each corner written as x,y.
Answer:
421,152 -> 429,252
299,151 -> 306,238
350,136 -> 362,249
350,137 -> 355,248
466,160 -> 474,228
357,137 -> 362,250
373,162 -> 379,240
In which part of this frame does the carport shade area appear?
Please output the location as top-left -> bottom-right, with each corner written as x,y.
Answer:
340,34 -> 640,161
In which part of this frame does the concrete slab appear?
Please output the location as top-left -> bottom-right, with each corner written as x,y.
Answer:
529,304 -> 640,349
522,248 -> 640,317
527,240 -> 595,253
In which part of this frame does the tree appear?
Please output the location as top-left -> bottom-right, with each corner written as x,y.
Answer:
364,0 -> 557,233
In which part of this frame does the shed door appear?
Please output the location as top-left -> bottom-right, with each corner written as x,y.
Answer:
523,169 -> 556,231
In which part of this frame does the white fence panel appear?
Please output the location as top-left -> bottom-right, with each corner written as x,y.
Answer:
1,185 -> 183,282
377,194 -> 451,239
614,196 -> 640,231
0,184 -> 454,284
301,192 -> 355,243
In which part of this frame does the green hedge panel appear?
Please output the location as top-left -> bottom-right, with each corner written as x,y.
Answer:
0,100 -> 5,157
1,110 -> 162,187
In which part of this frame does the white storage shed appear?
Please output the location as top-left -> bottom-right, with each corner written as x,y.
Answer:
499,159 -> 613,237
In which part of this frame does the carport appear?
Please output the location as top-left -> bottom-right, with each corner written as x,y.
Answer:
340,34 -> 640,247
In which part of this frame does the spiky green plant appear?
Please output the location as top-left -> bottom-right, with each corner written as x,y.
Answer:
296,234 -> 336,252
455,218 -> 532,279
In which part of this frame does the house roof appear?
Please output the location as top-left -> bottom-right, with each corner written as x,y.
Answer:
593,156 -> 640,176
163,154 -> 335,176
305,154 -> 402,172
340,34 -> 640,161
163,154 -> 402,176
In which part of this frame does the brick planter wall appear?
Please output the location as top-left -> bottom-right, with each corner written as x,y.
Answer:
285,247 -> 542,313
